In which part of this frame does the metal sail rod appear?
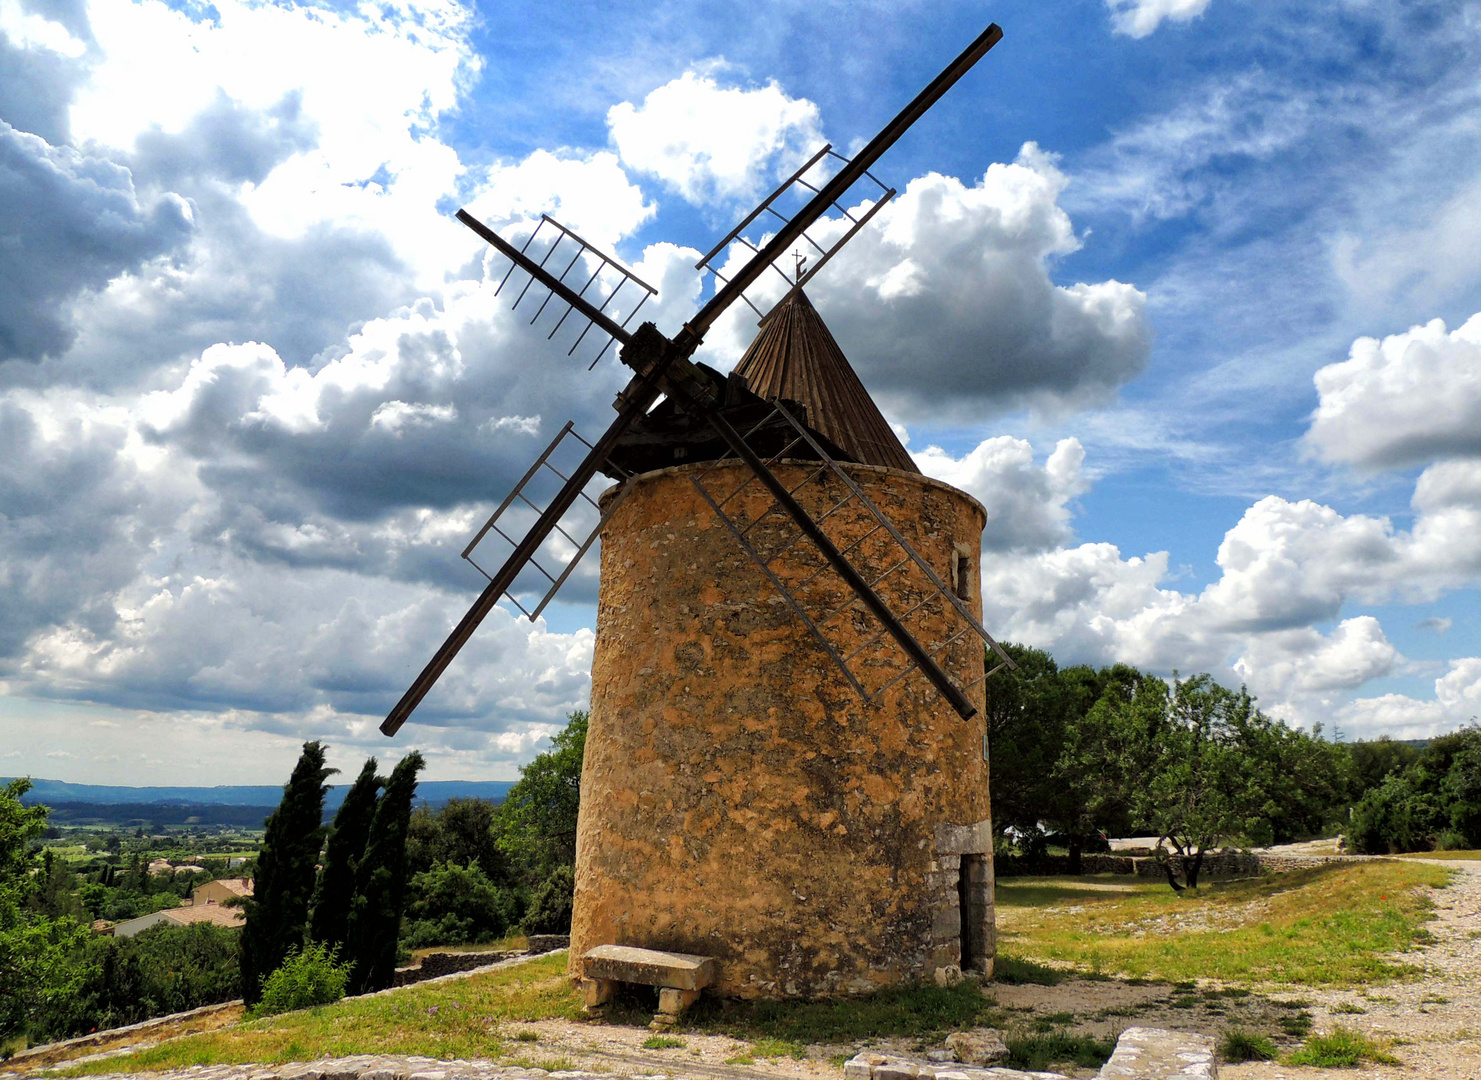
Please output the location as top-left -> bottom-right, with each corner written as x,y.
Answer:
456,210 -> 633,347
380,373 -> 662,737
701,406 -> 978,720
680,22 -> 1002,345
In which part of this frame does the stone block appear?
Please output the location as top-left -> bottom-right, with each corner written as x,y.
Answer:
875,1065 -> 919,1080
1096,1027 -> 1216,1079
581,944 -> 716,991
946,1030 -> 1009,1066
843,1056 -> 874,1080
934,964 -> 963,987
657,986 -> 700,1016
934,819 -> 992,855
579,978 -> 616,1008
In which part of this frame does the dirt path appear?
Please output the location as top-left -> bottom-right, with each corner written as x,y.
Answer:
1224,857 -> 1481,1078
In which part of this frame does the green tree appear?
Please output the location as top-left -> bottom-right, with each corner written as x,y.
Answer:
1131,676 -> 1296,890
496,711 -> 588,875
407,798 -> 508,883
345,750 -> 425,993
0,779 -> 86,1042
310,758 -> 381,954
402,861 -> 517,948
239,742 -> 335,1006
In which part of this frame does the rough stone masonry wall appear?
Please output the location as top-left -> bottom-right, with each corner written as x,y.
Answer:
571,460 -> 992,999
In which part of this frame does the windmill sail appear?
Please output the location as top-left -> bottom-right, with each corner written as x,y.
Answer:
381,22 -> 1008,737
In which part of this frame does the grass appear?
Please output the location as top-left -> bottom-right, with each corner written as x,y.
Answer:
640,1035 -> 685,1050
994,861 -> 1451,986
46,951 -> 582,1075
1219,1028 -> 1277,1063
1288,1025 -> 1399,1067
1002,1030 -> 1116,1072
1396,849 -> 1481,860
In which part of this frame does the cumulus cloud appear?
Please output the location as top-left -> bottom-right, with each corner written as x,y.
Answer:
1106,0 -> 1213,38
915,437 -> 1088,552
0,121 -> 192,361
608,69 -> 823,204
701,145 -> 1151,421
1340,659 -> 1481,740
1307,313 -> 1481,471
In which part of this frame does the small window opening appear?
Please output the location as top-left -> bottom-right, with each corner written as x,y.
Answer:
953,551 -> 972,602
958,853 -> 988,972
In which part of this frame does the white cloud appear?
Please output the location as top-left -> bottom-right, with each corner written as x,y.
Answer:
915,436 -> 1088,552
67,0 -> 478,284
700,144 -> 1151,421
1340,658 -> 1481,740
607,69 -> 823,203
1233,617 -> 1397,697
1307,312 -> 1481,471
1106,0 -> 1213,39
370,400 -> 459,436
0,0 -> 87,56
464,150 -> 655,253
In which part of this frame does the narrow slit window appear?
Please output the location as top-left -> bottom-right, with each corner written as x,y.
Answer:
953,551 -> 972,602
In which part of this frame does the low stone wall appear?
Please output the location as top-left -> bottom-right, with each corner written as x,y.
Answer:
994,849 -> 1360,879
395,952 -> 523,986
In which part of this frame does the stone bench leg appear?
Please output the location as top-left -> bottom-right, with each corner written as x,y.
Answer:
580,978 -> 617,1012
650,987 -> 701,1030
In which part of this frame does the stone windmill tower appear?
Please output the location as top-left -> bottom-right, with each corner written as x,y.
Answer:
380,24 -> 1013,1005
572,289 -> 999,998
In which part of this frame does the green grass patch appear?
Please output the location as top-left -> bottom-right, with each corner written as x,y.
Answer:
681,980 -> 1001,1045
1219,1028 -> 1276,1063
640,1035 -> 685,1050
48,951 -> 581,1075
1330,1002 -> 1366,1014
1003,1030 -> 1116,1072
1396,849 -> 1481,860
1288,1025 -> 1399,1067
994,861 -> 1450,986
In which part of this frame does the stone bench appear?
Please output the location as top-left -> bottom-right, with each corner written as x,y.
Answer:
577,944 -> 717,1029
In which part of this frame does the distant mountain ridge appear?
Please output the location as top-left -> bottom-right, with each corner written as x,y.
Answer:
6,777 -> 515,809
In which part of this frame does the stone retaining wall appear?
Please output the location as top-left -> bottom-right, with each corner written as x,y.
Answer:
995,850 -> 1364,879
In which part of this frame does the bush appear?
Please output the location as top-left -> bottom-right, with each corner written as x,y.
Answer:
254,942 -> 350,1017
402,861 -> 518,949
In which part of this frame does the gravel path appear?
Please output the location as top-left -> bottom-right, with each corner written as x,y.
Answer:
1227,857 -> 1481,1078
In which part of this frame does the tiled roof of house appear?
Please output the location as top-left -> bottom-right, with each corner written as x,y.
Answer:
161,904 -> 245,929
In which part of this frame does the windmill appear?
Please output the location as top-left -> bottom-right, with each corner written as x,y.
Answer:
383,23 -> 1015,1004
381,22 -> 1012,740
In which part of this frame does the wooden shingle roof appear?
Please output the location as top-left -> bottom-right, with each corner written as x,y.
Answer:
733,290 -> 918,474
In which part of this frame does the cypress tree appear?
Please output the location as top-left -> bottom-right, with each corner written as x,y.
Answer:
344,750 -> 425,993
239,741 -> 335,1006
309,757 -> 382,954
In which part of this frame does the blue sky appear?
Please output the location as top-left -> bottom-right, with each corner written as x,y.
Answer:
2,0 -> 1479,783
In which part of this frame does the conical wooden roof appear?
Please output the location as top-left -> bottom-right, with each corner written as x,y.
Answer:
733,290 -> 918,474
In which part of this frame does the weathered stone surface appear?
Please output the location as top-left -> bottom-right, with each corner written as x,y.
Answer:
571,460 -> 994,998
946,1030 -> 1009,1065
1095,1027 -> 1216,1079
581,944 -> 716,990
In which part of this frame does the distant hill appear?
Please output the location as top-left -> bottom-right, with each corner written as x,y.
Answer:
7,777 -> 515,811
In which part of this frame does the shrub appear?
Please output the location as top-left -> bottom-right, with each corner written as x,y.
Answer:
1219,1028 -> 1276,1063
254,942 -> 350,1017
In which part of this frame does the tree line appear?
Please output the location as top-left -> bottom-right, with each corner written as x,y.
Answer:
987,642 -> 1477,879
